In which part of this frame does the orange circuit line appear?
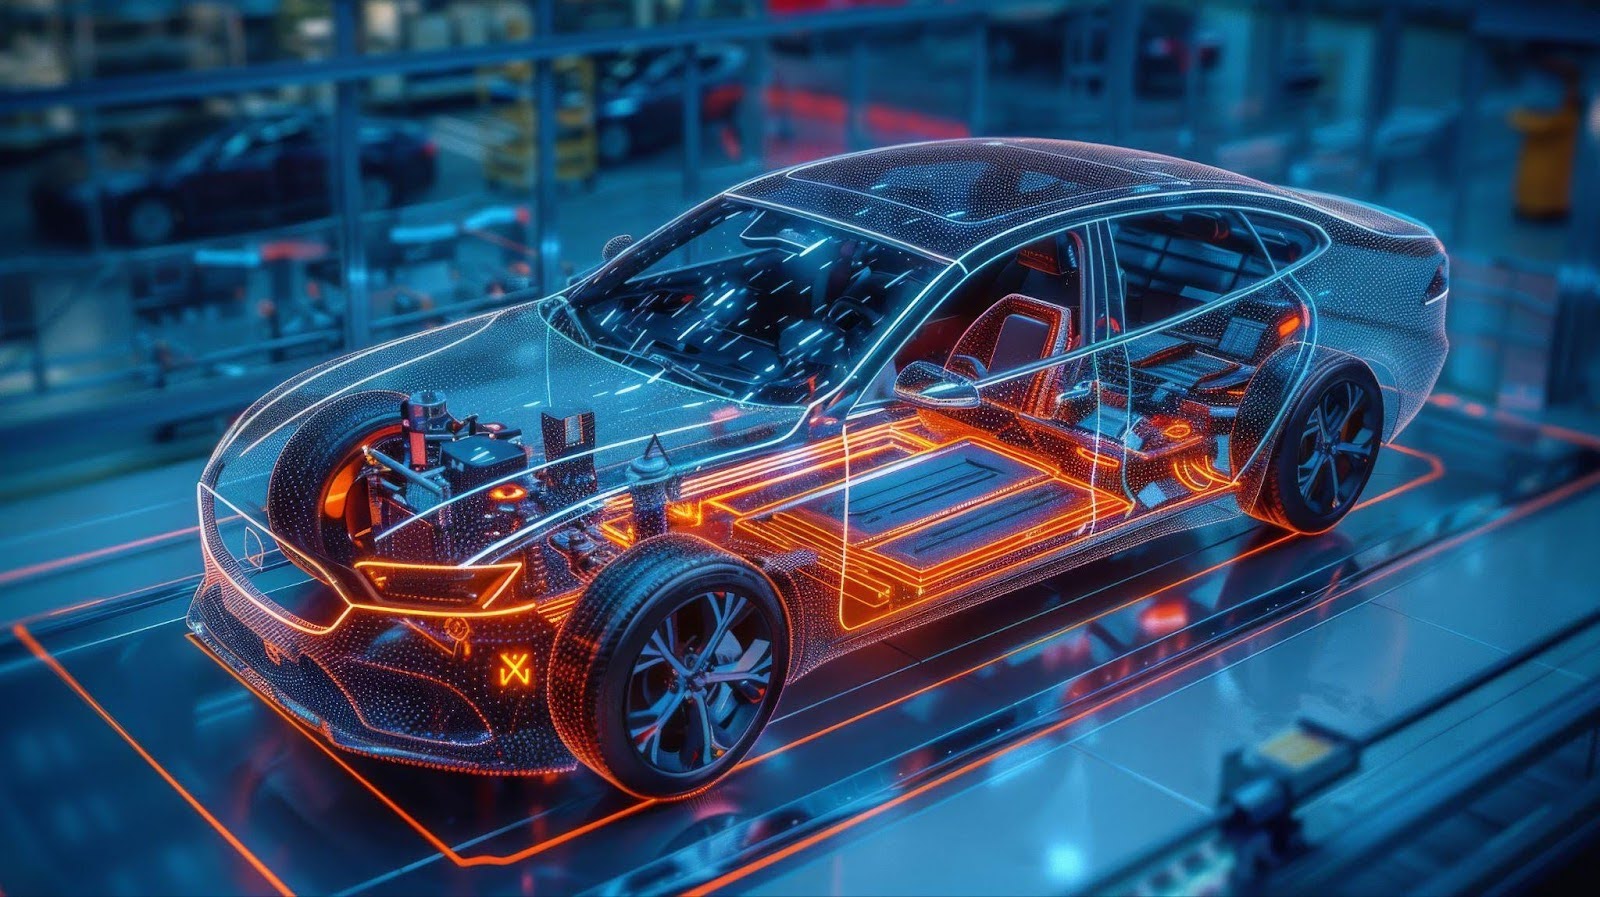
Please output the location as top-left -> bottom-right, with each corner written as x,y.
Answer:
198,439 -> 1444,871
686,463 -> 1600,896
685,630 -> 1256,896
12,624 -> 294,897
1359,443 -> 1446,509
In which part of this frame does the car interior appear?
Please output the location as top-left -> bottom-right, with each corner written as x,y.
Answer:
895,210 -> 1301,491
573,205 -> 939,403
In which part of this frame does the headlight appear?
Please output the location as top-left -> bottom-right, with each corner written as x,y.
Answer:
355,560 -> 524,611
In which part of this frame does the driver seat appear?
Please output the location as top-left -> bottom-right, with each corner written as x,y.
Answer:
945,293 -> 1076,415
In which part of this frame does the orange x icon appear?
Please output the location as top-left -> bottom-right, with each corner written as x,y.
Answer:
498,651 -> 532,688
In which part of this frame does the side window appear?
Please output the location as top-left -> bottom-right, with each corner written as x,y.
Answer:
890,228 -> 1085,373
1242,212 -> 1321,269
1107,209 -> 1274,331
857,227 -> 1086,408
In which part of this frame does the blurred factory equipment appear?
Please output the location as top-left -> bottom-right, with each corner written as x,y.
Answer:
1509,61 -> 1580,220
481,51 -> 598,190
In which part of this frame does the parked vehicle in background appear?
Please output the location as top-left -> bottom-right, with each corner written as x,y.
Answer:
30,111 -> 438,246
595,44 -> 748,164
989,2 -> 1221,98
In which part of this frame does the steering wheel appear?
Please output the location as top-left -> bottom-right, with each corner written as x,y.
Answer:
826,297 -> 883,332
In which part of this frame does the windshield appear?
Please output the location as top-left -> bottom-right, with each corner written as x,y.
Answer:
565,199 -> 942,404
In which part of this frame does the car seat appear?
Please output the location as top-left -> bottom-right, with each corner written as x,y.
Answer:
945,293 -> 1076,414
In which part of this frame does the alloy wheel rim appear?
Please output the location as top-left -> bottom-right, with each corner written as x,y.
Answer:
1295,379 -> 1379,516
362,176 -> 392,209
132,200 -> 172,243
626,589 -> 773,775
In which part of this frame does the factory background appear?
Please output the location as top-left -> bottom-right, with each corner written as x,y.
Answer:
0,0 -> 1596,495
3,4 -> 1600,895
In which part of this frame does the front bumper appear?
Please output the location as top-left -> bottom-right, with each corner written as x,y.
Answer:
189,498 -> 576,775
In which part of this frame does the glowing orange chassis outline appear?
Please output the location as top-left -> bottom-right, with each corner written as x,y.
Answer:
14,439 -> 1474,888
26,396 -> 1584,886
598,417 -> 1235,631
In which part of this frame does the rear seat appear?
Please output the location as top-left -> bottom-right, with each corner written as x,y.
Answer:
1128,316 -> 1270,394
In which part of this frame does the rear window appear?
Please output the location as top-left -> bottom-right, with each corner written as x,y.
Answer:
1109,209 -> 1275,327
1243,211 -> 1323,268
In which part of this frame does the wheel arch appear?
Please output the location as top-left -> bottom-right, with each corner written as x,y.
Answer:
1231,341 -> 1385,502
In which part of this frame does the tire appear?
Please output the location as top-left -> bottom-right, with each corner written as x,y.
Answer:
1236,352 -> 1383,533
360,173 -> 396,210
265,390 -> 406,567
549,533 -> 790,799
598,122 -> 633,165
126,195 -> 176,245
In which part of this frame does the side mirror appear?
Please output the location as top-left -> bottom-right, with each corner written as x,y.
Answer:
601,233 -> 634,262
893,361 -> 982,410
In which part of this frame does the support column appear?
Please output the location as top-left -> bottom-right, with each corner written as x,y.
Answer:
969,12 -> 989,137
682,0 -> 702,200
1107,0 -> 1140,144
1361,1 -> 1403,195
332,0 -> 369,351
534,0 -> 562,294
1448,11 -> 1485,247
847,34 -> 867,150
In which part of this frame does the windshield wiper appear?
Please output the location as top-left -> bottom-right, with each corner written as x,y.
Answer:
545,295 -> 594,348
602,344 -> 736,398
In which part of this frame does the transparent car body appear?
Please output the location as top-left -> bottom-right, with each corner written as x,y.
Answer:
191,138 -> 1446,776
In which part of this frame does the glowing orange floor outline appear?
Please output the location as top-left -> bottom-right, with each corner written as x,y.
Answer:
11,624 -> 294,897
0,436 -> 1459,886
175,440 -> 1443,872
687,460 -> 1600,896
4,401 -> 1575,888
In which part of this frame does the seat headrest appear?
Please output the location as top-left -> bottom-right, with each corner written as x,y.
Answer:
1016,237 -> 1063,276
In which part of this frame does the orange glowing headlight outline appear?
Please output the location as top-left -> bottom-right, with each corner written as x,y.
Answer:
354,559 -> 524,610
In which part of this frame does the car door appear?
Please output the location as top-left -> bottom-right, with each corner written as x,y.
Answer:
190,125 -> 279,231
270,120 -> 331,221
1083,205 -> 1293,530
833,224 -> 1106,631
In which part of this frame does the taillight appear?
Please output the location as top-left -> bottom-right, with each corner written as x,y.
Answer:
1424,260 -> 1448,305
422,139 -> 439,159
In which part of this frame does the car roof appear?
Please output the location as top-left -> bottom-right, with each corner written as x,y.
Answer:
727,138 -> 1290,261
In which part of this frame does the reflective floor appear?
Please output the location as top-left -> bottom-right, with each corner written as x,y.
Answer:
1,399 -> 1598,896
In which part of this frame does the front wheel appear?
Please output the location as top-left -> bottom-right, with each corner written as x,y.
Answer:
126,195 -> 176,245
598,122 -> 633,165
549,534 -> 789,799
1243,357 -> 1383,533
265,390 -> 406,567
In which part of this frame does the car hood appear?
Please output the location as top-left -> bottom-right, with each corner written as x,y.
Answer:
202,297 -> 807,562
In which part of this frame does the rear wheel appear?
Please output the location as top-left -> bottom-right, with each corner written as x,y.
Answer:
1242,357 -> 1382,533
549,534 -> 788,799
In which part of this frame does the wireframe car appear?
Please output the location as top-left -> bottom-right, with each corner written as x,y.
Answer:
190,139 -> 1448,798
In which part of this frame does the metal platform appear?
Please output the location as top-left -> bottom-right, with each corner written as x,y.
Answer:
1,398 -> 1598,896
